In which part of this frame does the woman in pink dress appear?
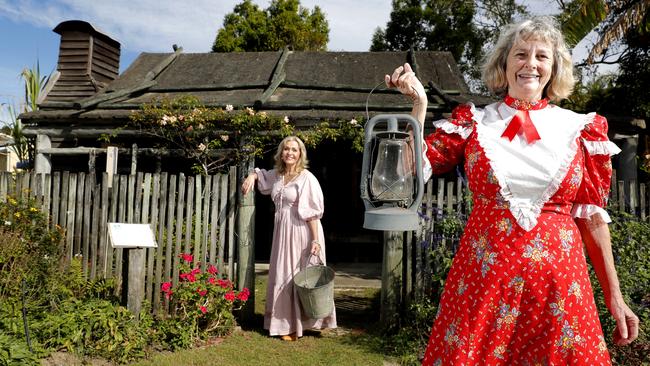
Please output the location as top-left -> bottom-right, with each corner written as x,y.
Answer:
386,17 -> 639,365
241,136 -> 337,341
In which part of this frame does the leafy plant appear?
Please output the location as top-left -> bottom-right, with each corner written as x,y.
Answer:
30,298 -> 151,364
0,333 -> 39,366
590,211 -> 650,365
128,96 -> 364,175
157,253 -> 249,348
0,196 -> 63,299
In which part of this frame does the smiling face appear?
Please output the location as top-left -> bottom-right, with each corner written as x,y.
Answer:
505,37 -> 554,101
281,140 -> 301,171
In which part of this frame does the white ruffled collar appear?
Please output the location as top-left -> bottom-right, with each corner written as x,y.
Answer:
473,102 -> 594,231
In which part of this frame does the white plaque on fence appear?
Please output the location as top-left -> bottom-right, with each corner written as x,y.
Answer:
108,223 -> 158,248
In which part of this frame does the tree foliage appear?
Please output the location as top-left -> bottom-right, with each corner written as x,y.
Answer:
370,0 -> 527,88
559,0 -> 649,64
212,0 -> 329,52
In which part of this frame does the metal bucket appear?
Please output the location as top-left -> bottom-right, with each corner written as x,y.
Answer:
293,258 -> 335,319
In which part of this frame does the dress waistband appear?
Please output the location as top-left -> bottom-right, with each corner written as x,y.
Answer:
541,202 -> 572,216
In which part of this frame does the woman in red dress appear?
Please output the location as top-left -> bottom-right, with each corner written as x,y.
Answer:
386,17 -> 639,365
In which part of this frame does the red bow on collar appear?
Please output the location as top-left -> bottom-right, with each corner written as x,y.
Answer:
500,96 -> 548,144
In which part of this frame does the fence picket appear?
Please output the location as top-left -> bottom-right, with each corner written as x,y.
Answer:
73,173 -> 85,256
164,174 -> 177,313
202,176 -> 211,266
173,173 -> 186,291
220,173 -> 229,277
152,173 -> 165,312
82,173 -> 93,276
99,173 -> 109,278
66,174 -> 78,259
227,167 -> 237,281
641,183 -> 647,221
210,175 -> 220,265
193,176 -> 202,266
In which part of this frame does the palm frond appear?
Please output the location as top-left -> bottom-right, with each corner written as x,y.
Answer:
561,0 -> 609,47
587,0 -> 650,63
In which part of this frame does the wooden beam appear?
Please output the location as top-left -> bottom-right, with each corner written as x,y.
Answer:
74,80 -> 157,109
144,47 -> 183,81
257,47 -> 291,106
36,146 -> 236,157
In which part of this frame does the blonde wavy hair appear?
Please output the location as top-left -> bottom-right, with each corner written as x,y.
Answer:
274,136 -> 309,174
482,16 -> 575,102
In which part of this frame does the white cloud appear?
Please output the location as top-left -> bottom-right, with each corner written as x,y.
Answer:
0,0 -> 392,53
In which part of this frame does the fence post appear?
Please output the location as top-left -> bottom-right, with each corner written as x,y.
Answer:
237,159 -> 255,321
381,231 -> 403,328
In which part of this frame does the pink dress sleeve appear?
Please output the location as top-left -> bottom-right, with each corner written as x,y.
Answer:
572,114 -> 621,222
254,168 -> 277,195
425,104 -> 474,175
297,171 -> 324,221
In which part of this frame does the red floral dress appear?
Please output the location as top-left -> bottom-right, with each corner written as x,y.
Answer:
421,97 -> 620,366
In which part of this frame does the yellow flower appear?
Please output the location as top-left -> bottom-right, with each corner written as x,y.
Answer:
8,198 -> 17,205
29,207 -> 38,212
14,212 -> 21,218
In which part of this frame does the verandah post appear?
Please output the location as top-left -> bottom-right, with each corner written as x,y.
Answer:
237,158 -> 256,321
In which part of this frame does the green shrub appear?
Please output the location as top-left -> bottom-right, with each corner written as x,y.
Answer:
0,333 -> 39,366
0,196 -> 63,299
29,297 -> 151,364
590,211 -> 650,365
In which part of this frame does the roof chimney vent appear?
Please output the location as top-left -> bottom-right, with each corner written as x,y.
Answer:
44,20 -> 120,104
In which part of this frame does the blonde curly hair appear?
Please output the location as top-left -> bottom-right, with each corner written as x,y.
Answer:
482,16 -> 575,102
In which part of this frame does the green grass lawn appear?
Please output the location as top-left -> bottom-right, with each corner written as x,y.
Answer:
131,278 -> 392,366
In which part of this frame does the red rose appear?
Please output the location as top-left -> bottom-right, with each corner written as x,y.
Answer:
224,291 -> 235,302
207,264 -> 218,274
179,253 -> 193,263
161,281 -> 172,293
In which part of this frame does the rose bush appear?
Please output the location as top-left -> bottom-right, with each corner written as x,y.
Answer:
157,253 -> 249,348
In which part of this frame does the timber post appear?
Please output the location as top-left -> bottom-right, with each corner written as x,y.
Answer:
381,231 -> 403,328
35,134 -> 52,175
237,158 -> 255,321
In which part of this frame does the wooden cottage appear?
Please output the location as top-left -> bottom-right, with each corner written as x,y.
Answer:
20,20 -> 487,265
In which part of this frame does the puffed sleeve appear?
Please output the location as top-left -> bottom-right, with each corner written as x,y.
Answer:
297,171 -> 324,221
571,114 -> 621,222
254,168 -> 276,196
424,104 -> 475,175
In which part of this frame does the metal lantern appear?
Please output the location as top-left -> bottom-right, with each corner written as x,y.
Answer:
360,114 -> 424,231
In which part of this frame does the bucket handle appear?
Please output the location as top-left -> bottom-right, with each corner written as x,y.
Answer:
306,252 -> 324,267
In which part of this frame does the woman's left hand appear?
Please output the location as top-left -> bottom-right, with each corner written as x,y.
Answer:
310,241 -> 321,255
609,298 -> 640,346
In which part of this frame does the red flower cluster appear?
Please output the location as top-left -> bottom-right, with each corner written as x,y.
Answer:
161,253 -> 249,316
161,281 -> 173,299
217,279 -> 231,289
237,288 -> 250,302
224,291 -> 235,302
180,253 -> 193,263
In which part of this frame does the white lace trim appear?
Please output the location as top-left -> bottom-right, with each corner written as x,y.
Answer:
432,120 -> 473,140
571,204 -> 612,223
582,140 -> 621,156
475,105 -> 591,231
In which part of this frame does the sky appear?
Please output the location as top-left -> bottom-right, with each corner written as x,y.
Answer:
0,0 -> 596,125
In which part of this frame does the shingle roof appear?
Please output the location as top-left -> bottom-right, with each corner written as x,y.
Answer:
23,48 -> 493,125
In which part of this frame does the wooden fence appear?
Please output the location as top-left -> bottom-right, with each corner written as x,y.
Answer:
0,169 -> 238,315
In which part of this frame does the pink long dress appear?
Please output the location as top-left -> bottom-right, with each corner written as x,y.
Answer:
255,168 -> 337,337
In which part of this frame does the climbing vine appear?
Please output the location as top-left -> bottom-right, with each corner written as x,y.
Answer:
128,96 -> 364,175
